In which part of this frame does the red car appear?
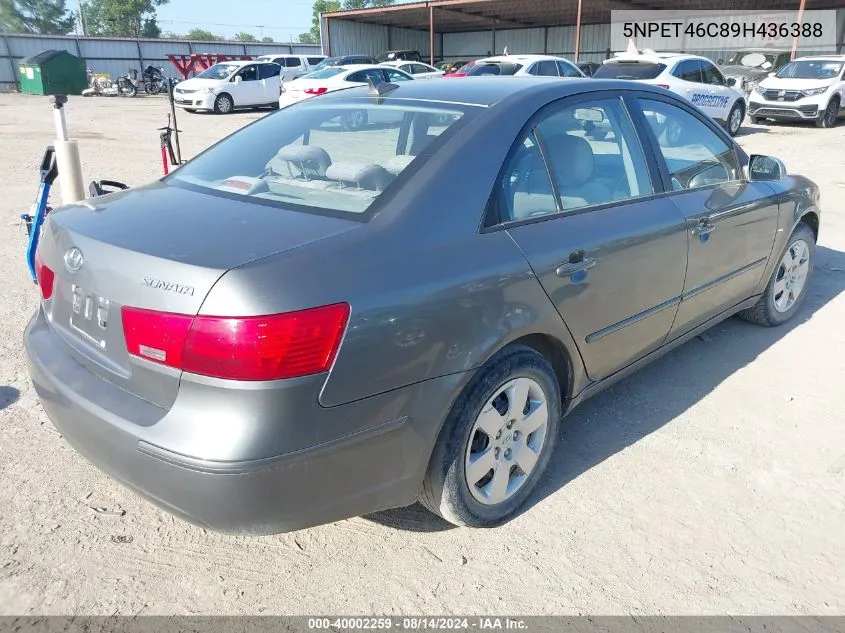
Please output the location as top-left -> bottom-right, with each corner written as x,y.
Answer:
444,61 -> 476,78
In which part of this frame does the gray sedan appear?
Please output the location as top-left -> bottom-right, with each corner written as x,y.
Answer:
25,78 -> 820,534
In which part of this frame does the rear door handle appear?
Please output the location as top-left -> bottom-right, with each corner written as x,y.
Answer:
556,257 -> 597,277
691,221 -> 716,236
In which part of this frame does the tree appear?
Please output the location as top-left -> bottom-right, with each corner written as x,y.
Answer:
0,0 -> 75,35
298,0 -> 339,45
185,28 -> 218,41
81,0 -> 168,38
261,36 -> 274,43
297,0 -> 394,44
234,31 -> 256,41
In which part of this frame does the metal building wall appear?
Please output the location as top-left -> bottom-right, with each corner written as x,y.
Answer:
0,34 -> 322,90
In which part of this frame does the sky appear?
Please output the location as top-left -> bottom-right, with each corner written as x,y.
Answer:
155,0 -> 317,42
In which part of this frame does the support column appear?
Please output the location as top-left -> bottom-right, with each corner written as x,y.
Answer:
790,0 -> 808,60
574,0 -> 583,61
430,6 -> 435,65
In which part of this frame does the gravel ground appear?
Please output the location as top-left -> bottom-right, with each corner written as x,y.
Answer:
0,93 -> 843,616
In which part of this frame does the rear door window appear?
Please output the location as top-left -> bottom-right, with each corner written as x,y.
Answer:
557,60 -> 583,77
531,61 -> 559,76
347,69 -> 384,83
700,61 -> 725,85
259,63 -> 280,79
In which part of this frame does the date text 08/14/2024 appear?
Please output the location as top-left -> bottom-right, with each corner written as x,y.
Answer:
307,617 -> 529,630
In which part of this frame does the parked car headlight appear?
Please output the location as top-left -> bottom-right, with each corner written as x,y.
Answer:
746,80 -> 758,92
802,87 -> 828,97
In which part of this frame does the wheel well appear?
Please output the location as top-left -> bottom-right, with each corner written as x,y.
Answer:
801,211 -> 819,241
510,333 -> 573,407
734,99 -> 745,113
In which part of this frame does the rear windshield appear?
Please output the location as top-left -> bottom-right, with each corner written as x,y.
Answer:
304,67 -> 346,79
168,101 -> 469,217
593,62 -> 667,80
467,62 -> 523,76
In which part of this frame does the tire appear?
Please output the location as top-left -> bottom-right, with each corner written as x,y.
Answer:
749,115 -> 761,125
143,81 -> 153,94
738,222 -> 815,327
119,81 -> 137,97
726,100 -> 744,136
214,93 -> 234,114
341,109 -> 368,130
184,108 -> 197,113
419,344 -> 562,528
816,96 -> 840,128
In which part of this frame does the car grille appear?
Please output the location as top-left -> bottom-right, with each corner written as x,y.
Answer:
761,89 -> 802,102
751,106 -> 817,118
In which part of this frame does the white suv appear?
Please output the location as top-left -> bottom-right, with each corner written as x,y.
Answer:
594,52 -> 747,136
256,54 -> 326,82
748,55 -> 845,129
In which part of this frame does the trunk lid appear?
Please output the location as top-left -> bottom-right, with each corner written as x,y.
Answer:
39,181 -> 360,408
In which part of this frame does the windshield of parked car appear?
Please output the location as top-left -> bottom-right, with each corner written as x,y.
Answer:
312,57 -> 341,71
776,60 -> 843,79
303,67 -> 347,80
593,62 -> 667,80
168,100 -> 471,217
467,62 -> 523,76
723,51 -> 777,68
196,64 -> 239,80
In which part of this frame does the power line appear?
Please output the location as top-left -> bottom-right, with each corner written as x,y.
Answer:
156,19 -> 312,30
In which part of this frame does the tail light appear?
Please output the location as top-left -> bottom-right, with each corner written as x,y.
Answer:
655,84 -> 670,89
34,251 -> 54,300
304,87 -> 328,95
121,303 -> 350,381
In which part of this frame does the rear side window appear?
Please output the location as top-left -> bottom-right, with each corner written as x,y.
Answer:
637,98 -> 741,190
530,61 -> 559,76
307,57 -> 325,65
259,64 -> 280,79
673,60 -> 703,83
283,57 -> 302,68
498,98 -> 653,221
168,102 -> 468,216
593,62 -> 666,80
347,69 -> 385,83
469,63 -> 522,76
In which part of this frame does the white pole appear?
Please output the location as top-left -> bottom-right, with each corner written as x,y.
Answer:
51,95 -> 86,204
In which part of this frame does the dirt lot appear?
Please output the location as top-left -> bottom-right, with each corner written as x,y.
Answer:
0,92 -> 843,616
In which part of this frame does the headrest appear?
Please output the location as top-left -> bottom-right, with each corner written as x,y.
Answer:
268,145 -> 331,178
542,134 -> 595,188
326,162 -> 391,191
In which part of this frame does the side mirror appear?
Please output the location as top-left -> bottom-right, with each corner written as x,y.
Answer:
726,77 -> 737,87
747,154 -> 787,181
233,75 -> 242,83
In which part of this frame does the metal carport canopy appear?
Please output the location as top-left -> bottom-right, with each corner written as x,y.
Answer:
323,0 -> 841,33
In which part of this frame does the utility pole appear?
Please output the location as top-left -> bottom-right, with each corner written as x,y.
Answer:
78,0 -> 88,36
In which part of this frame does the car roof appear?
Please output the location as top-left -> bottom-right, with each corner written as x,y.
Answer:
314,76 -> 658,107
791,55 -> 845,61
725,48 -> 790,53
604,52 -> 707,64
478,55 -> 570,63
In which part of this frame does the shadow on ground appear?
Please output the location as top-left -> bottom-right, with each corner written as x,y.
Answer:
367,245 -> 845,532
0,386 -> 20,410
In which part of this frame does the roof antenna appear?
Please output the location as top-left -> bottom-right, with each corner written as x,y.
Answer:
367,75 -> 399,98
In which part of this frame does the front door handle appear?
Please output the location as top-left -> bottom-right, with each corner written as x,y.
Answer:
691,221 -> 716,236
556,257 -> 597,277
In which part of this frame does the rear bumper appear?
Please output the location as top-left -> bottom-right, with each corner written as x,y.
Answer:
24,309 -> 437,535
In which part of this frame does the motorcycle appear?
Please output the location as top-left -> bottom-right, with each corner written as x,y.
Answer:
142,65 -> 168,95
116,69 -> 140,97
84,66 -> 120,96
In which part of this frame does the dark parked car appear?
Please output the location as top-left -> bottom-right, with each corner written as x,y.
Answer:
376,49 -> 422,63
718,48 -> 791,93
26,77 -> 820,535
576,61 -> 601,77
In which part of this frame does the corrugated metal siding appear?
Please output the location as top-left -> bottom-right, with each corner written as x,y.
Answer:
1,34 -> 321,89
495,28 -> 544,55
389,26 -> 439,56
443,30 -> 494,57
328,19 -> 389,56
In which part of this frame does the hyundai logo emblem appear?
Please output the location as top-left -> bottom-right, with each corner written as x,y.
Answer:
64,247 -> 84,273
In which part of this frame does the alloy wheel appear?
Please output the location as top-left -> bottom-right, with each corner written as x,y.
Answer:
773,239 -> 810,313
464,377 -> 549,505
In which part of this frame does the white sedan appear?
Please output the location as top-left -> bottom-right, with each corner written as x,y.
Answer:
173,60 -> 282,114
379,60 -> 445,79
593,51 -> 747,136
278,65 -> 414,124
463,55 -> 585,78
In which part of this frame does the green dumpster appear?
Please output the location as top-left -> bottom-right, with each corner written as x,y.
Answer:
18,49 -> 87,96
